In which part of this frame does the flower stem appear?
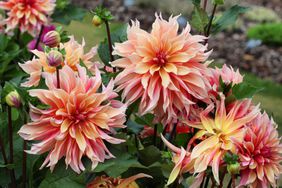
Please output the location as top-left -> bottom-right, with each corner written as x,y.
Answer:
7,106 -> 16,187
219,168 -> 227,187
35,25 -> 44,50
56,67 -> 60,89
104,20 -> 116,72
153,124 -> 157,146
0,135 -> 8,164
203,0 -> 208,11
232,175 -> 236,188
168,123 -> 177,143
205,4 -> 217,44
22,112 -> 28,188
204,176 -> 210,188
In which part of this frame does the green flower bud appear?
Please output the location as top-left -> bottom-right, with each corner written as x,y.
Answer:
5,90 -> 21,108
227,163 -> 240,175
92,15 -> 103,27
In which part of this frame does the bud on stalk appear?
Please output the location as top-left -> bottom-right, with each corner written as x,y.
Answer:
43,31 -> 61,48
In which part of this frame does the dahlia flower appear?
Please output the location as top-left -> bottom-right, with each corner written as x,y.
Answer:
18,65 -> 126,173
112,14 -> 211,124
19,36 -> 98,87
236,112 -> 282,188
87,173 -> 152,188
0,0 -> 56,35
161,135 -> 194,185
209,64 -> 243,91
188,98 -> 259,184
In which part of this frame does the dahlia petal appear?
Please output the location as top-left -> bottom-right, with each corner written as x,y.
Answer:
191,136 -> 219,159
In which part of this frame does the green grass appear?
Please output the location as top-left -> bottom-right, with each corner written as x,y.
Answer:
61,14 -> 282,133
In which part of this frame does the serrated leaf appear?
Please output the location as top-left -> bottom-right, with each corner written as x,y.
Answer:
232,82 -> 263,99
212,5 -> 249,34
191,6 -> 209,33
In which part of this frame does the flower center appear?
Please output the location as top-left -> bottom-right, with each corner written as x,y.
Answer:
153,51 -> 167,66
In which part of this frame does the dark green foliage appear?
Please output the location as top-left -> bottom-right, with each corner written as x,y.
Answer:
247,23 -> 282,46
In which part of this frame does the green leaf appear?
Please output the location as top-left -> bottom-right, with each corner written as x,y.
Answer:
191,0 -> 201,6
127,119 -> 144,134
0,34 -> 9,52
97,24 -> 127,66
191,6 -> 209,33
52,4 -> 86,25
0,163 -> 16,169
212,0 -> 224,5
212,5 -> 249,34
94,153 -> 145,177
11,108 -> 19,121
232,82 -> 263,99
134,113 -> 154,127
138,146 -> 161,166
39,163 -> 85,188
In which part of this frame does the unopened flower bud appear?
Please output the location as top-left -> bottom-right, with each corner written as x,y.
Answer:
5,90 -> 21,108
47,50 -> 63,67
227,163 -> 240,175
92,15 -> 103,27
43,31 -> 60,48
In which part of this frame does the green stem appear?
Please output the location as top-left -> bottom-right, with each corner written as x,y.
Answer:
104,20 -> 116,72
8,106 -> 16,187
153,124 -> 157,146
205,4 -> 217,44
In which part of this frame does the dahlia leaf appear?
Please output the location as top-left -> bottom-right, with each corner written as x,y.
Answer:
232,82 -> 263,99
138,146 -> 161,166
191,6 -> 209,33
212,5 -> 249,34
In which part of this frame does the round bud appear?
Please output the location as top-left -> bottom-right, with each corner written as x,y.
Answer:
92,15 -> 103,27
5,90 -> 21,108
227,163 -> 240,175
43,31 -> 61,48
47,50 -> 63,67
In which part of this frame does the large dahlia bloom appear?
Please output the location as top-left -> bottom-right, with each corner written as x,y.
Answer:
0,0 -> 56,35
18,65 -> 126,173
237,112 -> 282,188
188,98 -> 259,184
19,36 -> 98,87
112,14 -> 211,124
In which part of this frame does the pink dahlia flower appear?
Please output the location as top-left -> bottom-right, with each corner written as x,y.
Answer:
237,112 -> 282,188
0,0 -> 56,35
112,14 -> 212,124
19,36 -> 98,87
18,65 -> 126,173
188,97 -> 259,184
209,64 -> 243,91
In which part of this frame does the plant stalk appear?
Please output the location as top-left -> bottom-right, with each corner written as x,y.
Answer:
205,4 -> 217,44
35,25 -> 44,50
0,135 -> 8,164
204,176 -> 210,188
22,112 -> 28,188
56,68 -> 60,89
104,20 -> 116,72
219,168 -> 227,187
8,106 -> 16,187
168,123 -> 177,143
153,124 -> 157,146
203,0 -> 208,11
232,175 -> 236,188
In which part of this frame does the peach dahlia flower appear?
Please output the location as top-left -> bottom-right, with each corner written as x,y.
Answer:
237,112 -> 282,188
18,65 -> 126,173
112,14 -> 211,124
188,98 -> 259,184
19,36 -> 98,87
0,0 -> 56,35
